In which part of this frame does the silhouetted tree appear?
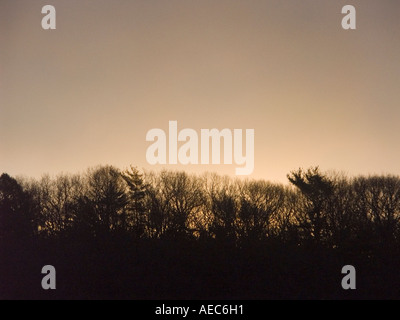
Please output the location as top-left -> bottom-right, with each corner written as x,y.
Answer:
122,166 -> 147,237
322,174 -> 358,248
0,173 -> 34,242
352,175 -> 400,244
82,166 -> 129,236
238,180 -> 286,241
145,171 -> 205,239
287,167 -> 334,244
207,175 -> 239,243
23,174 -> 85,237
143,171 -> 167,238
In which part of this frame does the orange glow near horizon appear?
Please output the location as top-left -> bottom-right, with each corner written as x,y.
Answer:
1,0 -> 400,184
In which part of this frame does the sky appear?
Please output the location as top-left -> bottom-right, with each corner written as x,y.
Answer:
1,0 -> 400,184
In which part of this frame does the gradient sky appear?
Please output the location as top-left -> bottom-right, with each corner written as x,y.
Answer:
1,0 -> 400,183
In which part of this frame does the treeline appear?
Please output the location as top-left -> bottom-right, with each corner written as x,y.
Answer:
2,165 -> 400,248
2,166 -> 400,299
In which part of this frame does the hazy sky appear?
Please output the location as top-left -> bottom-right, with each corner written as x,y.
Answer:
1,0 -> 400,183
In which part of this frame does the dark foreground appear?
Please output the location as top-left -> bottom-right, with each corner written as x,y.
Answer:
2,235 -> 400,300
